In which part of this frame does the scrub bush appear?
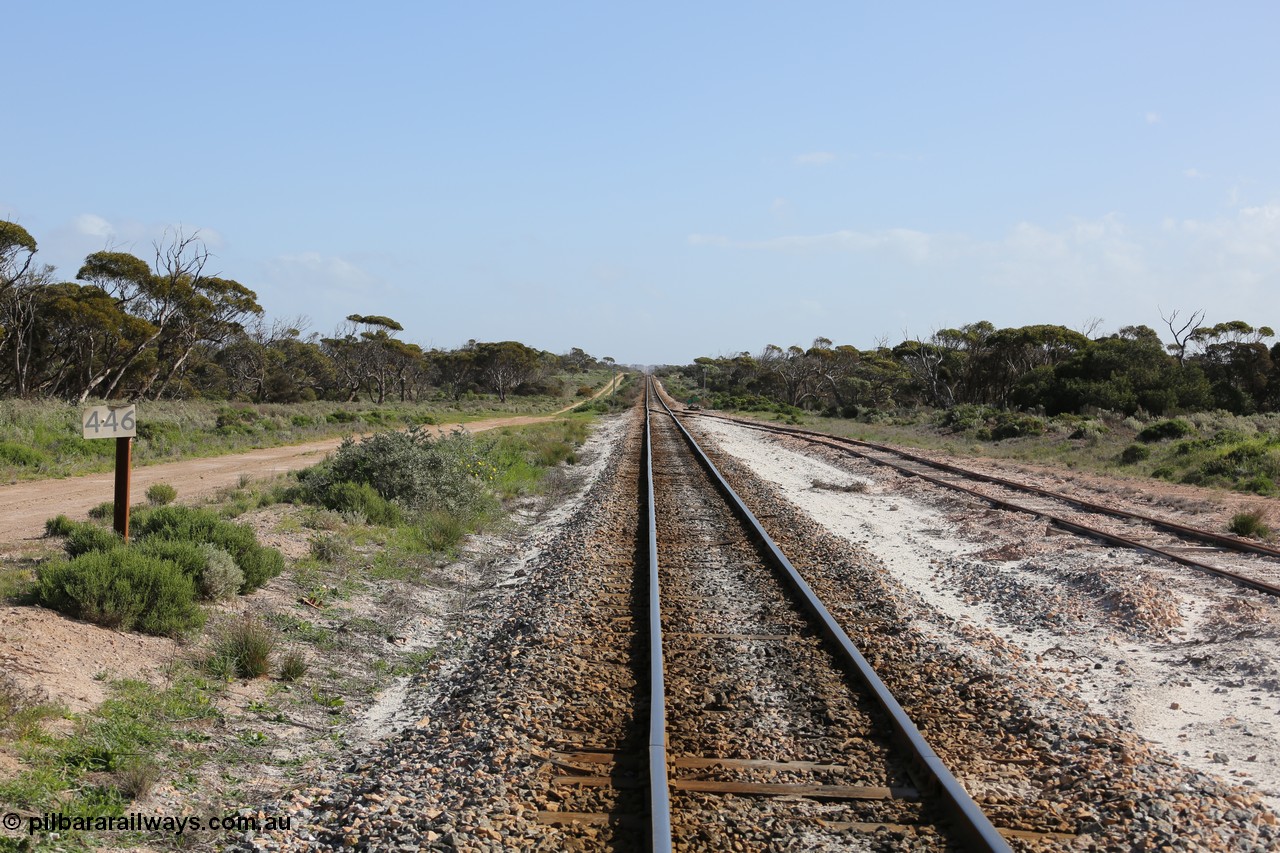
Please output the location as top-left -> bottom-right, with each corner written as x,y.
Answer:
145,483 -> 178,506
1229,509 -> 1272,540
1119,444 -> 1151,464
1137,419 -> 1196,443
36,550 -> 205,637
132,506 -> 283,592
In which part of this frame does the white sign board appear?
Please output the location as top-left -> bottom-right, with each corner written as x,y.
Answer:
82,405 -> 137,439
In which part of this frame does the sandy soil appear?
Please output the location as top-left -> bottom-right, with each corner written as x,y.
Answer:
0,376 -> 625,549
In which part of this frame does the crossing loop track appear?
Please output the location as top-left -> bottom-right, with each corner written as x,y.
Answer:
683,408 -> 1280,598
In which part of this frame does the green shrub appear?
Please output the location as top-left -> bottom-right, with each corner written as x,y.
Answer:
132,506 -> 283,592
1228,509 -> 1272,540
0,441 -> 48,467
213,616 -> 277,678
1241,475 -> 1278,496
937,404 -> 997,432
301,509 -> 344,531
326,481 -> 401,525
309,534 -> 348,563
36,550 -> 205,636
196,545 -> 243,600
64,522 -> 121,557
418,510 -> 467,552
989,412 -> 1046,440
87,501 -> 115,521
1119,444 -> 1151,464
145,483 -> 178,506
137,539 -> 208,577
344,429 -> 489,513
1137,419 -> 1196,443
45,515 -> 76,537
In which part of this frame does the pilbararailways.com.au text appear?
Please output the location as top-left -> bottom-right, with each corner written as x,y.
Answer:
21,812 -> 292,835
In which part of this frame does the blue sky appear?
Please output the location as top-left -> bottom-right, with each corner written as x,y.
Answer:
4,2 -> 1278,364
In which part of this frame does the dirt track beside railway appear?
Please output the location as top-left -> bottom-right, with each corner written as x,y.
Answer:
0,376 -> 627,549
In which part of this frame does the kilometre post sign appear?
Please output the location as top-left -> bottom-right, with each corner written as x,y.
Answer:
82,404 -> 137,439
81,405 -> 136,540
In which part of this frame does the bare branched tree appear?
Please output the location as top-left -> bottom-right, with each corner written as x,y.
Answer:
1160,307 -> 1205,366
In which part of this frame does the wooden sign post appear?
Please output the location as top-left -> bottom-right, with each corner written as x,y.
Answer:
82,405 -> 137,541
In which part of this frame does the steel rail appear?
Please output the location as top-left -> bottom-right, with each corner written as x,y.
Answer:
648,378 -> 1012,852
643,380 -> 674,852
692,410 -> 1280,598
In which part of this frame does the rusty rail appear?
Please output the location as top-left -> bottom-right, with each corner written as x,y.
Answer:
695,410 -> 1280,598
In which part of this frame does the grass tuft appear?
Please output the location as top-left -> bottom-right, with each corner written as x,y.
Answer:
1228,508 -> 1272,540
212,616 -> 278,679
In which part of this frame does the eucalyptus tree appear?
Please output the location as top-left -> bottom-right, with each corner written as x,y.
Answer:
475,340 -> 542,401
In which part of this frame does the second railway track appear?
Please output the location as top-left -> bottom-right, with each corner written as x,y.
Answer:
685,409 -> 1280,597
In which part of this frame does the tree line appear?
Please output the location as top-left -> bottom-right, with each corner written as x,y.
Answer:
670,315 -> 1280,417
0,222 -> 611,403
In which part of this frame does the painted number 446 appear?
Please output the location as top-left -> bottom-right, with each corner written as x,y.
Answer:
82,405 -> 137,439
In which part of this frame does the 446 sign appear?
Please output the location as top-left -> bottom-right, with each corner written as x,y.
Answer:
82,405 -> 137,439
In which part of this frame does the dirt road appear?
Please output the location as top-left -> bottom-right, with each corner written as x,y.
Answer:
0,375 -> 626,548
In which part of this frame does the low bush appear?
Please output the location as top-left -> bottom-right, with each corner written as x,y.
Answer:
197,545 -> 243,600
0,441 -> 48,467
36,550 -> 205,636
1228,509 -> 1272,540
145,483 -> 178,506
989,412 -> 1046,440
45,515 -> 76,537
937,404 -> 998,433
417,510 -> 467,552
309,534 -> 348,563
316,481 -> 402,525
1137,419 -> 1196,443
64,522 -> 121,557
297,428 -> 491,518
1119,444 -> 1151,464
132,506 -> 283,592
277,650 -> 309,682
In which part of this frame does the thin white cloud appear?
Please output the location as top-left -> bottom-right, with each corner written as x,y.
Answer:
689,227 -> 937,262
1184,168 -> 1204,179
266,252 -> 377,289
1145,111 -> 1161,124
794,151 -> 837,166
73,213 -> 114,238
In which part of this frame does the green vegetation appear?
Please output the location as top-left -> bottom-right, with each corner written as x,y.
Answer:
0,387 -> 610,483
36,549 -> 206,636
0,672 -> 219,834
145,482 -> 178,506
747,407 -> 1280,496
1229,508 -> 1272,540
210,616 -> 278,679
38,508 -> 283,636
663,320 -> 1280,495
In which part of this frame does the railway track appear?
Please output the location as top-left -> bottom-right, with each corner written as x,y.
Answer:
683,407 -> 1280,598
252,387 -> 1278,851
540,380 -> 1046,849
643,380 -> 1013,850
